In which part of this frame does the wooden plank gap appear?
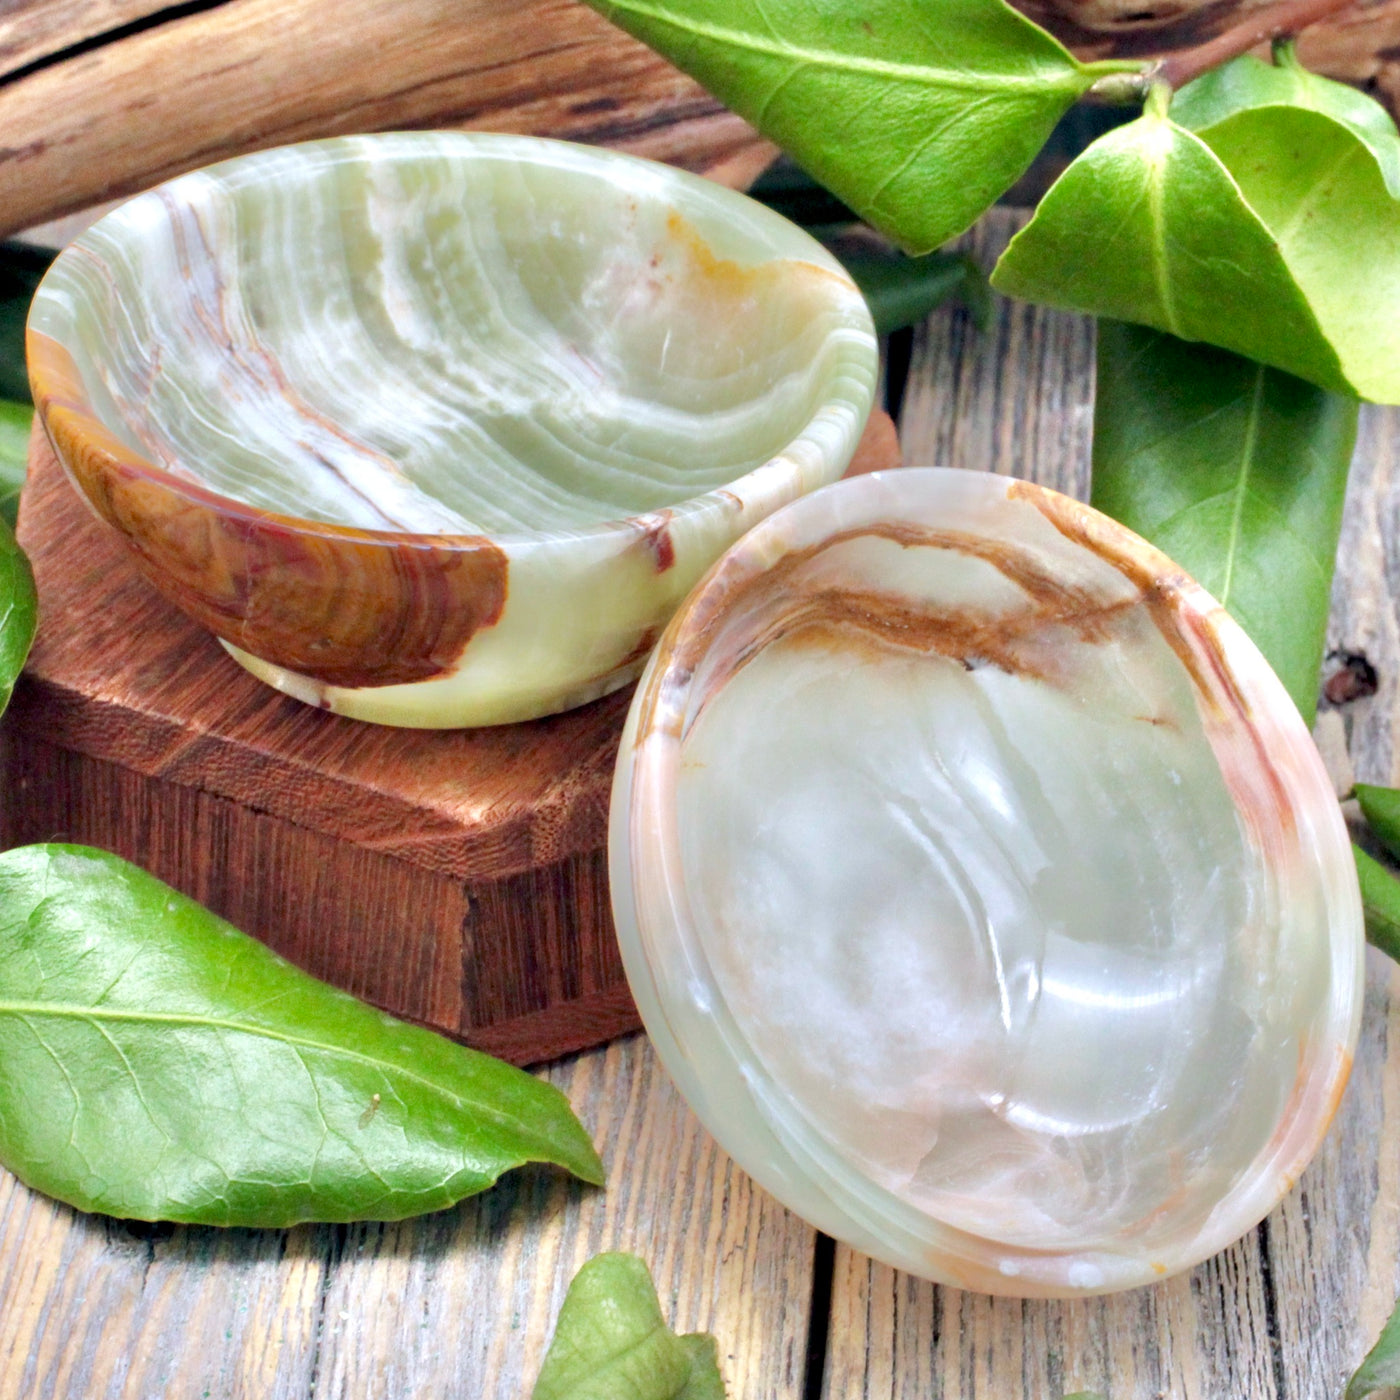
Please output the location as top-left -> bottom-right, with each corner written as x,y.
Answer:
1255,1217 -> 1290,1400
301,1224 -> 349,1400
801,1233 -> 836,1400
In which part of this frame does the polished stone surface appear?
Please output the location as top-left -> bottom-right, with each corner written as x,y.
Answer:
611,468 -> 1363,1296
31,133 -> 877,725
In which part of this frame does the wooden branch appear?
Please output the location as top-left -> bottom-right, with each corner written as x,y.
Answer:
1019,0 -> 1400,109
0,0 -> 169,76
0,0 -> 768,240
1154,0 -> 1360,86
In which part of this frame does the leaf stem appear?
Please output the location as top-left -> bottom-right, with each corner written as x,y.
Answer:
1152,0 -> 1359,91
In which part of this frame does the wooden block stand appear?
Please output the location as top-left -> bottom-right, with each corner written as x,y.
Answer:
0,428 -> 640,1065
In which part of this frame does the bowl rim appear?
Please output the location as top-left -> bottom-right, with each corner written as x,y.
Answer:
28,130 -> 878,555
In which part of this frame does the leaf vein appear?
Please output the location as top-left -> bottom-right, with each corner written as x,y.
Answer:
598,0 -> 1087,94
0,1001 -> 542,1148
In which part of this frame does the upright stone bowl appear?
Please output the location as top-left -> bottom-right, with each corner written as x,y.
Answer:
610,467 -> 1363,1297
28,132 -> 878,727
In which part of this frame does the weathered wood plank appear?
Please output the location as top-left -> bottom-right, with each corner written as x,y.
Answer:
0,0 -> 766,239
0,1035 -> 815,1400
896,211 -> 1094,502
823,205 -> 1400,1400
0,0 -> 169,76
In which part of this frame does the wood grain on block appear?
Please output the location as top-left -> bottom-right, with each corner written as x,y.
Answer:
0,1035 -> 817,1400
0,0 -> 768,240
0,0 -> 165,75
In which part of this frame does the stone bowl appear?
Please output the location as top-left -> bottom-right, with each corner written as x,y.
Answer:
28,132 -> 878,727
610,466 -> 1363,1297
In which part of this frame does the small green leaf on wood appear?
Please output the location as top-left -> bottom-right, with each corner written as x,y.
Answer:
1187,100 -> 1400,404
583,0 -> 1140,254
1345,1289 -> 1400,1399
0,511 -> 35,713
1091,320 -> 1356,723
0,845 -> 605,1226
1355,845 -> 1400,965
1356,783 -> 1400,863
533,1253 -> 726,1400
1061,1393 -> 1108,1400
0,399 -> 31,529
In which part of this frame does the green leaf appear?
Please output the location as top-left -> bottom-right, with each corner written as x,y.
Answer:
1193,103 -> 1400,403
1061,1393 -> 1108,1400
837,248 -> 989,334
0,240 -> 55,405
582,0 -> 1139,254
0,399 -> 31,529
994,76 -> 1400,404
1355,845 -> 1400,964
992,102 -> 1350,395
1172,49 -> 1400,199
533,1253 -> 726,1400
747,161 -> 859,234
0,511 -> 35,714
0,845 -> 605,1225
1346,1289 -> 1400,1399
1091,320 -> 1356,723
1357,783 -> 1400,862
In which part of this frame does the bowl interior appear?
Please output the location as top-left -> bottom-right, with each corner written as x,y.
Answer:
30,133 -> 872,537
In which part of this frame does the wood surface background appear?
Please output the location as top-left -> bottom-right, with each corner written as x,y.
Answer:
6,0 -> 1400,241
1,206 -> 1396,1398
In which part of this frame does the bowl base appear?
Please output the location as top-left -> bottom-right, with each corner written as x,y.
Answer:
219,640 -> 648,729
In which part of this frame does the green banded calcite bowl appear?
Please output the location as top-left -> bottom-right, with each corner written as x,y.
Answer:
28,133 -> 878,727
611,468 -> 1363,1296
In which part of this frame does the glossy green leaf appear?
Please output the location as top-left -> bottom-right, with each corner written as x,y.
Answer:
747,161 -> 858,234
1357,783 -> 1400,862
1193,103 -> 1400,403
1172,48 -> 1400,199
0,240 -> 54,405
533,1253 -> 726,1400
1346,1287 -> 1400,1398
583,0 -> 1139,254
0,845 -> 604,1225
0,511 -> 35,714
992,103 -> 1350,394
0,400 -> 30,529
1091,320 -> 1356,723
838,248 -> 988,334
1355,845 -> 1400,964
